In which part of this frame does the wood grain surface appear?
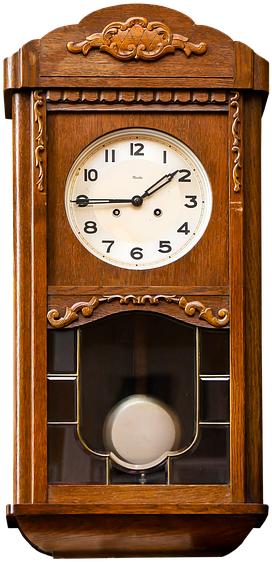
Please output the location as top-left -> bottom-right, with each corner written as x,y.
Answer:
47,111 -> 229,288
13,513 -> 266,558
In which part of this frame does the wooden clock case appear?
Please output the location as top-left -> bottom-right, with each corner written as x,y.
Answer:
4,4 -> 269,558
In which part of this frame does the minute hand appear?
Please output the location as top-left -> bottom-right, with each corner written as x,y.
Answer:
141,170 -> 181,199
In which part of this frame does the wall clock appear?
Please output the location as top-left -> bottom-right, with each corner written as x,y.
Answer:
3,2 -> 270,558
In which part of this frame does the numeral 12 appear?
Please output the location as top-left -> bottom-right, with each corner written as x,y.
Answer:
130,143 -> 144,156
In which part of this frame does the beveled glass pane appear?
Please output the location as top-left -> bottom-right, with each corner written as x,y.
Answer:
200,378 -> 230,422
200,328 -> 229,374
47,425 -> 107,484
171,426 -> 230,484
47,378 -> 77,422
47,329 -> 77,374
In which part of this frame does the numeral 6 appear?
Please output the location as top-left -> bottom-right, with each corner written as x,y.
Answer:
130,247 -> 143,260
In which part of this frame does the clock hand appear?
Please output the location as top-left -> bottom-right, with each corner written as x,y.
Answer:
71,169 -> 182,209
141,170 -> 182,199
70,194 -> 133,207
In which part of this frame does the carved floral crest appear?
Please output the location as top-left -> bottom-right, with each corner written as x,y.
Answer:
67,17 -> 207,61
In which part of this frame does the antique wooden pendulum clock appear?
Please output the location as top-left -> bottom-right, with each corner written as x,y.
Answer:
4,4 -> 269,557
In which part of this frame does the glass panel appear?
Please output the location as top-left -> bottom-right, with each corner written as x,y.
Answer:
200,378 -> 230,422
48,329 -> 77,374
47,378 -> 77,422
171,426 -> 230,484
109,463 -> 166,485
47,425 -> 106,484
47,318 -> 231,485
200,328 -> 229,374
79,312 -> 197,464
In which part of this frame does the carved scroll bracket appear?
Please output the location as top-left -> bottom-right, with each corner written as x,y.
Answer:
67,17 -> 207,62
33,90 -> 45,192
230,91 -> 242,193
47,295 -> 230,329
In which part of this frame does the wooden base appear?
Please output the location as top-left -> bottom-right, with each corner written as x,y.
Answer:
7,504 -> 268,558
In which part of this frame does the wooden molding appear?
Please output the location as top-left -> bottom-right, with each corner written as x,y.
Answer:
8,499 -> 269,517
47,294 -> 230,329
67,17 -> 207,61
46,89 -> 228,106
8,508 -> 267,558
47,285 -> 229,296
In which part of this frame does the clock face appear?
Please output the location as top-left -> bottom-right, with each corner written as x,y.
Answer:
65,128 -> 212,270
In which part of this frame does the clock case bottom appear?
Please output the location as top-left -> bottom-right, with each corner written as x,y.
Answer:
7,504 -> 268,558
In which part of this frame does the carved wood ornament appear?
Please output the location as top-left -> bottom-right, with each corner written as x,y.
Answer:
231,91 -> 242,192
33,90 -> 45,192
46,89 -> 228,105
67,17 -> 207,61
47,295 -> 230,329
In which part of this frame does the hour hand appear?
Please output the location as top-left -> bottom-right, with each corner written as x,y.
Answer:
70,194 -> 132,207
141,170 -> 181,199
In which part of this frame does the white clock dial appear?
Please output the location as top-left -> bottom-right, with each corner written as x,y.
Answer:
65,128 -> 212,270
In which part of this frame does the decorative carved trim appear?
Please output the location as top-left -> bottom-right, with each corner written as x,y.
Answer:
230,91 -> 242,192
46,89 -> 227,105
47,297 -> 100,328
33,90 -> 45,192
47,295 -> 230,329
175,296 -> 230,327
67,17 -> 207,61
